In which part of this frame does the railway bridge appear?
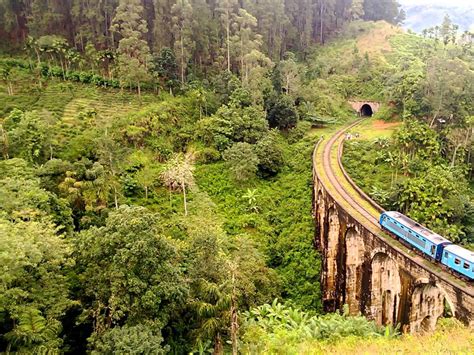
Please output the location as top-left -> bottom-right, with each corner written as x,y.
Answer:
312,119 -> 474,332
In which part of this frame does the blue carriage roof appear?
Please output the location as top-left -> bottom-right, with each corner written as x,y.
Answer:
384,211 -> 451,245
444,245 -> 474,262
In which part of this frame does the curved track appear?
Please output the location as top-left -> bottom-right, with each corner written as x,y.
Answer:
315,118 -> 474,296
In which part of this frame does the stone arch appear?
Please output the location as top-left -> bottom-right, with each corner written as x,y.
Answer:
409,284 -> 447,333
370,252 -> 401,325
324,207 -> 340,307
345,227 -> 365,314
360,104 -> 373,116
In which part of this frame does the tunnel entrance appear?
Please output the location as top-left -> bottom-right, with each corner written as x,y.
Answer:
360,104 -> 373,116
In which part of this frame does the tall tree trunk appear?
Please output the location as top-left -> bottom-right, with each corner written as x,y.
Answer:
113,186 -> 118,209
240,36 -> 244,80
230,267 -> 238,355
226,11 -> 231,72
0,124 -> 9,159
451,143 -> 461,168
213,333 -> 223,355
320,0 -> 325,44
180,30 -> 185,83
182,181 -> 187,216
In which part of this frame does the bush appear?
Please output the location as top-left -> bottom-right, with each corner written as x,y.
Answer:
91,323 -> 169,354
287,121 -> 312,144
240,301 -> 391,352
196,147 -> 221,164
265,94 -> 298,130
255,130 -> 285,176
223,142 -> 259,182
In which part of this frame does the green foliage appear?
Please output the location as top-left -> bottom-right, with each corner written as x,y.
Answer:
240,300 -> 392,352
198,102 -> 268,150
0,159 -> 73,230
343,119 -> 473,245
91,323 -> 168,354
2,10 -> 473,353
155,47 -> 179,91
0,218 -> 73,353
393,165 -> 469,241
75,206 -> 188,334
255,130 -> 285,176
3,109 -> 54,164
265,94 -> 298,130
223,142 -> 259,182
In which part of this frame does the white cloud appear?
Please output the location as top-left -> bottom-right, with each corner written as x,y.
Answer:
399,0 -> 472,6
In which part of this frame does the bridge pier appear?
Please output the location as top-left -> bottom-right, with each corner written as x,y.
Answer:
369,252 -> 401,325
409,283 -> 446,332
344,227 -> 365,314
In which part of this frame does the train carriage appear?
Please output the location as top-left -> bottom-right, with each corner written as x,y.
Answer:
379,211 -> 452,260
441,245 -> 474,280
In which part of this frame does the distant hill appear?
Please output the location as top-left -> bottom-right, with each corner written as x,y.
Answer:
399,0 -> 474,33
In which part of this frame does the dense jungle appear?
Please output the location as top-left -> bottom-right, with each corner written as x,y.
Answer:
0,0 -> 473,353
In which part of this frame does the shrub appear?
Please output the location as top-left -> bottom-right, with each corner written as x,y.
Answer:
223,142 -> 259,182
255,130 -> 285,176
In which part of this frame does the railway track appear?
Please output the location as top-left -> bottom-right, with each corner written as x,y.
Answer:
314,118 -> 474,296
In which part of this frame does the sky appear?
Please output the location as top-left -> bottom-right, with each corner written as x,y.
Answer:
399,0 -> 472,6
398,0 -> 474,32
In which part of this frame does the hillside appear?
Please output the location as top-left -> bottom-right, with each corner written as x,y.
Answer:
0,3 -> 473,353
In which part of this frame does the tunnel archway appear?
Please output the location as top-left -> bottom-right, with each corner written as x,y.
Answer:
360,104 -> 373,117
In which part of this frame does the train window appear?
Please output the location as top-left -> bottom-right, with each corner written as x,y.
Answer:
430,245 -> 435,254
444,252 -> 448,258
454,258 -> 461,265
463,262 -> 470,270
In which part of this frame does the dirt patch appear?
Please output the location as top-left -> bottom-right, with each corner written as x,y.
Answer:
356,21 -> 403,56
372,120 -> 401,130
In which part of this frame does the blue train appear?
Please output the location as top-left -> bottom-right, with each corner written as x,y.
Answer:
379,211 -> 474,281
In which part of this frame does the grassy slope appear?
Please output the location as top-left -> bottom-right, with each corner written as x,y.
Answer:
289,320 -> 473,354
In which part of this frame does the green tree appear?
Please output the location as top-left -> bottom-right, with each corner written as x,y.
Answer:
155,47 -> 179,92
363,0 -> 403,24
111,0 -> 152,96
75,206 -> 187,336
0,63 -> 14,95
171,0 -> 195,84
198,100 -> 268,150
255,130 -> 285,176
0,218 -> 73,353
393,165 -> 468,241
223,142 -> 259,182
4,109 -> 54,164
265,94 -> 298,130
349,0 -> 365,20
216,0 -> 238,71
